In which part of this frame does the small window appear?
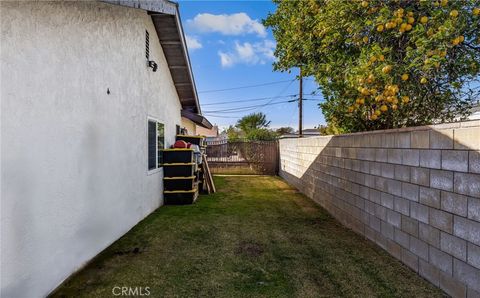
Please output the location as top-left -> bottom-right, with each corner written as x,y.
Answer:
148,119 -> 164,171
145,30 -> 150,60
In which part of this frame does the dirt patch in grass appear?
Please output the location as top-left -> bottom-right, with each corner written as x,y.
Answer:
50,176 -> 444,298
235,241 -> 264,257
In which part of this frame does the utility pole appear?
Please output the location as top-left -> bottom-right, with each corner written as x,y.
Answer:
298,67 -> 303,137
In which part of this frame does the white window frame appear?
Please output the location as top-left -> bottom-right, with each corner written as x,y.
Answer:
147,116 -> 164,175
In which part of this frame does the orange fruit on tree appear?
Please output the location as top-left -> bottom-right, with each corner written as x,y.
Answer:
407,17 -> 415,24
377,24 -> 384,32
402,96 -> 410,103
392,104 -> 398,110
382,65 -> 392,74
441,0 -> 448,7
420,16 -> 428,24
405,24 -> 413,31
375,110 -> 381,116
401,73 -> 409,81
474,8 -> 480,16
378,54 -> 385,61
450,10 -> 459,18
380,105 -> 388,112
459,35 -> 465,42
361,1 -> 368,8
420,77 -> 428,84
371,114 -> 378,120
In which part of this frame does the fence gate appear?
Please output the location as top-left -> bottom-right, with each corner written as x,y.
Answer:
205,139 -> 279,175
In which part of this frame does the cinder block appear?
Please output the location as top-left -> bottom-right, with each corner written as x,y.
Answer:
419,259 -> 440,286
470,151 -> 480,174
411,130 -> 430,149
441,191 -> 468,217
430,246 -> 453,274
454,216 -> 480,246
402,215 -> 419,237
394,227 -> 410,248
419,223 -> 440,247
394,196 -> 410,216
387,209 -> 401,228
394,165 -> 411,182
410,202 -> 429,224
454,127 -> 480,150
374,204 -> 387,221
440,231 -> 467,261
420,150 -> 442,169
383,133 -> 396,148
439,270 -> 467,298
453,259 -> 480,292
468,197 -> 480,221
410,236 -> 429,260
467,287 -> 480,298
419,187 -> 441,208
402,247 -> 419,272
442,150 -> 469,172
402,149 -> 420,166
454,173 -> 480,198
369,215 -> 381,232
384,179 -> 402,197
375,148 -> 388,162
467,243 -> 480,270
429,208 -> 453,234
387,149 -> 403,164
381,221 -> 395,240
410,167 -> 430,187
381,163 -> 395,179
381,192 -> 394,209
430,169 -> 454,191
431,129 -> 454,149
402,182 -> 419,202
370,189 -> 381,204
395,132 -> 411,148
386,239 -> 402,259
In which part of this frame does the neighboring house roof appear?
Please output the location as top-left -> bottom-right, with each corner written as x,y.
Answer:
196,124 -> 219,137
181,110 -> 213,129
101,0 -> 202,115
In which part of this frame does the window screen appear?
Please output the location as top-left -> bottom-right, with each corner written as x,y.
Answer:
148,120 -> 156,170
157,123 -> 165,167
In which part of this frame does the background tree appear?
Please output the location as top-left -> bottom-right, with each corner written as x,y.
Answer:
265,0 -> 480,132
234,112 -> 277,141
275,126 -> 295,135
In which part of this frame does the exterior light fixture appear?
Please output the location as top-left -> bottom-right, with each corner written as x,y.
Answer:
148,60 -> 158,72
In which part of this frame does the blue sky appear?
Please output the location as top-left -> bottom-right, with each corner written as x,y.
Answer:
178,1 -> 326,131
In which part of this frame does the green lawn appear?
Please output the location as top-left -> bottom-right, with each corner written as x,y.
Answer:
51,176 -> 443,298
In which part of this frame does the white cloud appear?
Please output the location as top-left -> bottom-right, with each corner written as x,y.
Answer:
187,13 -> 267,37
218,40 -> 276,68
185,35 -> 202,51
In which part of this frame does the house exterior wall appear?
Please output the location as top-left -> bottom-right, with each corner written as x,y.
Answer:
1,2 -> 182,297
181,116 -> 197,135
279,121 -> 480,297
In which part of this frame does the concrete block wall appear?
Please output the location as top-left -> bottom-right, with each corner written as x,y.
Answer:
279,121 -> 480,297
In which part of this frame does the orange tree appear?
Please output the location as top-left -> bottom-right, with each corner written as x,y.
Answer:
264,0 -> 480,132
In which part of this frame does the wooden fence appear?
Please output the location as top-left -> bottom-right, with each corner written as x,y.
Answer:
205,139 -> 279,175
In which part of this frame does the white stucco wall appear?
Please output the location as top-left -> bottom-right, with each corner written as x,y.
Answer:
1,2 -> 182,297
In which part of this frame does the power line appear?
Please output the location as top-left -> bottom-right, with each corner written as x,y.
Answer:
198,79 -> 295,94
204,100 -> 299,114
201,94 -> 298,106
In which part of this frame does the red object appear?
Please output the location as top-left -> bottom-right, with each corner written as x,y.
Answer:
173,140 -> 188,148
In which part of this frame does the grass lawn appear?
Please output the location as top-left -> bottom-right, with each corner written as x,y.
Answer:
51,176 -> 443,297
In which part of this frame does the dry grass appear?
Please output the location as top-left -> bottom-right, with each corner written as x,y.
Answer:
50,176 -> 444,298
